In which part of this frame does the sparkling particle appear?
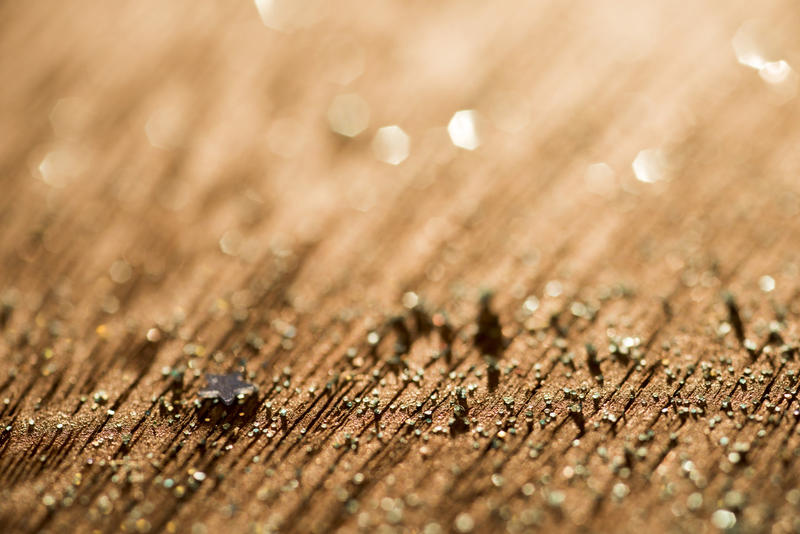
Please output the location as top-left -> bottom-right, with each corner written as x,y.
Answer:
104,295 -> 119,314
632,148 -> 669,183
758,275 -> 775,293
219,230 -> 243,257
372,126 -> 410,165
612,482 -> 629,499
711,509 -> 736,530
254,0 -> 321,32
545,280 -> 563,298
109,260 -> 132,284
146,328 -> 161,343
759,60 -> 793,84
731,19 -> 779,70
454,513 -> 474,533
547,490 -> 565,507
523,296 -> 539,313
254,0 -> 289,31
327,93 -> 370,138
687,492 -> 703,511
731,21 -> 797,102
402,292 -> 419,309
758,60 -> 798,101
447,110 -> 480,150
96,324 -> 108,338
37,146 -> 86,188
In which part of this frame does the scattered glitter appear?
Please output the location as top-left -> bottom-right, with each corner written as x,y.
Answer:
759,60 -> 793,84
220,230 -> 243,257
758,275 -> 775,293
254,0 -> 322,32
758,60 -> 798,101
454,513 -> 474,533
109,260 -> 133,284
612,482 -> 629,499
523,296 -> 539,313
731,21 -> 797,101
545,280 -> 563,298
372,126 -> 410,165
447,110 -> 480,150
402,292 -> 419,309
711,509 -> 736,529
731,20 -> 779,70
327,93 -> 370,138
37,146 -> 85,188
146,328 -> 161,343
632,148 -> 669,183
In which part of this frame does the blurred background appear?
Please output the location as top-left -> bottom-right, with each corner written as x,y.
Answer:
4,0 -> 800,378
3,2 -> 800,311
4,2 -> 800,533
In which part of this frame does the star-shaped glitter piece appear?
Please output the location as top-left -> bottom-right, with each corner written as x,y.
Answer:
198,373 -> 257,405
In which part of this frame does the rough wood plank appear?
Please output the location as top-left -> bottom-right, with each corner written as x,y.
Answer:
2,2 -> 800,533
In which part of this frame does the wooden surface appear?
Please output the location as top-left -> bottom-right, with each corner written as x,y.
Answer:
2,2 -> 800,533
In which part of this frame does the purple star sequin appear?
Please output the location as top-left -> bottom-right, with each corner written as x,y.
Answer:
198,373 -> 257,405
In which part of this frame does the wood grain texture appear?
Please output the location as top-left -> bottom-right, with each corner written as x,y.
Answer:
2,2 -> 800,533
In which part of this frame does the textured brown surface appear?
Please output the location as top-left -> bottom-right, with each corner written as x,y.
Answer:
2,2 -> 800,533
